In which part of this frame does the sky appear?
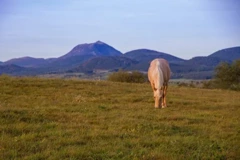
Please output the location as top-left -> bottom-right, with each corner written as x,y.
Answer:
0,0 -> 240,61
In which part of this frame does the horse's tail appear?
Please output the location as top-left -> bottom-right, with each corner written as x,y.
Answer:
156,60 -> 164,89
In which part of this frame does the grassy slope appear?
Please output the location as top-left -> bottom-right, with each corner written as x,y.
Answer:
0,76 -> 239,160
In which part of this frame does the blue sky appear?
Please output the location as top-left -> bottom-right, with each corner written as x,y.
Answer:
0,0 -> 239,61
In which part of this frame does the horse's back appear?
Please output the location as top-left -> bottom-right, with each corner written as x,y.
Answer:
148,58 -> 170,85
159,59 -> 170,82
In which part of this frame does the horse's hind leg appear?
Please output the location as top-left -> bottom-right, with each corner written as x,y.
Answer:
161,90 -> 165,108
162,85 -> 168,108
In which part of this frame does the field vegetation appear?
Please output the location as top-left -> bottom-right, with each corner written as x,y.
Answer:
0,75 -> 239,159
107,71 -> 147,83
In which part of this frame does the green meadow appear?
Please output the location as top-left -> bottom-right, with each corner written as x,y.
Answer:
0,76 -> 239,160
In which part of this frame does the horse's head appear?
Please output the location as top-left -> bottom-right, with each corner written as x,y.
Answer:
154,87 -> 164,108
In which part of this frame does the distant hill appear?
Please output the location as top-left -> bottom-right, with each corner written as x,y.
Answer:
43,55 -> 95,72
171,56 -> 228,73
124,49 -> 185,63
68,56 -> 137,73
171,47 -> 240,79
1,41 -> 239,79
60,41 -> 122,59
0,64 -> 27,75
208,46 -> 240,61
168,57 -> 224,79
186,56 -> 225,67
3,57 -> 55,68
122,49 -> 185,71
169,47 -> 240,79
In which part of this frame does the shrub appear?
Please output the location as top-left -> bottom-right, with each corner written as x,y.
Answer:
215,60 -> 240,90
176,81 -> 198,88
107,70 -> 147,83
202,80 -> 217,89
204,60 -> 240,90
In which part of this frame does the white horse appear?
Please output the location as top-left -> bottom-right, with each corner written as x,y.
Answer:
148,58 -> 171,108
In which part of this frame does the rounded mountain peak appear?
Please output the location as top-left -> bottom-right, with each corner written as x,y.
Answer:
60,41 -> 122,59
95,40 -> 105,44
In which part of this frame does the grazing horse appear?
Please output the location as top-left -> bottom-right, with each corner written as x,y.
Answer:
148,58 -> 171,108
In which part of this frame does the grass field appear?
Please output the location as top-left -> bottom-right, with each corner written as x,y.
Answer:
0,75 -> 239,160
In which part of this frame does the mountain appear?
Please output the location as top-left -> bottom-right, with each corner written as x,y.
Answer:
60,41 -> 122,59
208,46 -> 240,61
2,41 -> 122,72
43,41 -> 123,71
67,49 -> 185,73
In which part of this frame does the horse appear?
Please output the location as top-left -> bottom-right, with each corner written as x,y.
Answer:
148,58 -> 171,108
